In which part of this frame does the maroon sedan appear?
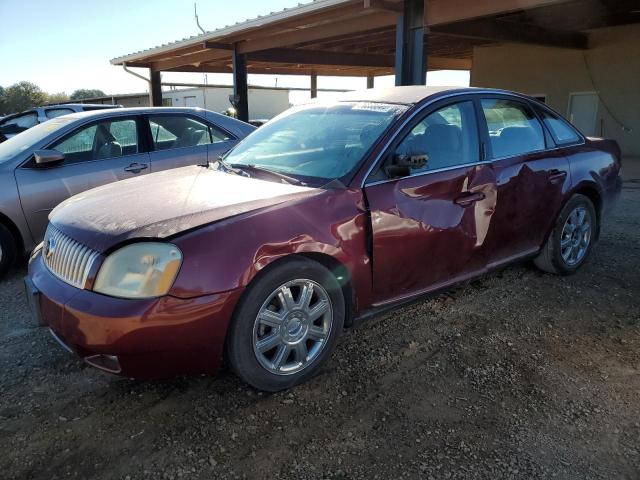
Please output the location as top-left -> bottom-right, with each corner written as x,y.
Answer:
26,87 -> 622,391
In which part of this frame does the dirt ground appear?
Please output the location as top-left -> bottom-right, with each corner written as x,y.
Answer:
1,180 -> 638,480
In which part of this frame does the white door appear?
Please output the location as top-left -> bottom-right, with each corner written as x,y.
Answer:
567,92 -> 599,136
184,96 -> 198,107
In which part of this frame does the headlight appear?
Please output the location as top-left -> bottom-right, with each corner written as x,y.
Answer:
94,243 -> 182,299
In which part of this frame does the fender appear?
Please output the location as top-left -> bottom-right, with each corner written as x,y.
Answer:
169,188 -> 375,312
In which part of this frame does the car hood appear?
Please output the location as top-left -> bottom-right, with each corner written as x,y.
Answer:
50,165 -> 321,252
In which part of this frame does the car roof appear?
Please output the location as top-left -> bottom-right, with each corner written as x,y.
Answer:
52,103 -> 120,109
58,106 -> 215,121
335,86 -> 529,105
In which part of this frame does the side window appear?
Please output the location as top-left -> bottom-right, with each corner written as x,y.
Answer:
51,119 -> 138,164
45,108 -> 74,120
537,108 -> 581,145
481,98 -> 545,159
394,101 -> 479,174
3,112 -> 38,129
147,115 -> 229,151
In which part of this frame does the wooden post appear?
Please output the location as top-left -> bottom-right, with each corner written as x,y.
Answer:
310,72 -> 318,98
367,74 -> 375,89
232,48 -> 249,122
395,0 -> 426,86
149,70 -> 163,106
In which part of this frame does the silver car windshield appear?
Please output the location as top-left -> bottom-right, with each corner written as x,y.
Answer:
224,102 -> 408,182
0,117 -> 76,163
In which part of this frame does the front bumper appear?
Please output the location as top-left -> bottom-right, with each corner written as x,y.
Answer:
27,251 -> 243,378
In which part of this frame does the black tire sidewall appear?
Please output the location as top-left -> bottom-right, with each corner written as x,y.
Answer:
550,195 -> 597,275
226,257 -> 345,392
0,224 -> 17,279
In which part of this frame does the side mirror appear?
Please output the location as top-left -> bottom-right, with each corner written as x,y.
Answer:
34,149 -> 65,167
385,152 -> 428,178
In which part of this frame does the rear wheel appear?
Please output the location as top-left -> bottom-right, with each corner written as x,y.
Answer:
0,223 -> 17,280
534,194 -> 597,275
226,257 -> 345,391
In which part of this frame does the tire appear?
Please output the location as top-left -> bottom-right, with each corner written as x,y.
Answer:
534,194 -> 598,275
0,223 -> 17,280
226,257 -> 345,392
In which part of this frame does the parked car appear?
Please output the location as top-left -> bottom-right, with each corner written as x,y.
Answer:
0,107 -> 255,277
0,104 -> 122,142
26,87 -> 622,391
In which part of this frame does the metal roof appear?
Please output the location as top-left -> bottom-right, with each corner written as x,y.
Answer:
110,0 -> 351,65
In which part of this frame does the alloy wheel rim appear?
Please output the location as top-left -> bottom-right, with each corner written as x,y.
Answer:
253,279 -> 332,376
560,206 -> 592,266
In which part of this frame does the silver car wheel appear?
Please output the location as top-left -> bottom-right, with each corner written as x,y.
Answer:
560,205 -> 592,266
253,279 -> 333,376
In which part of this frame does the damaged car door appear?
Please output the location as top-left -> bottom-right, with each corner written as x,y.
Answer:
364,99 -> 498,304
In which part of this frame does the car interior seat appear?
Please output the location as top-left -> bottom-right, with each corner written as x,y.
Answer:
494,126 -> 543,158
421,124 -> 463,170
94,125 -> 123,159
174,127 -> 206,148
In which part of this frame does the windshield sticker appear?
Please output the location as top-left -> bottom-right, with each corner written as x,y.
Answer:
352,102 -> 401,113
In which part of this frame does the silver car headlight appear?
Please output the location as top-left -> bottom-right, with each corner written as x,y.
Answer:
94,243 -> 182,299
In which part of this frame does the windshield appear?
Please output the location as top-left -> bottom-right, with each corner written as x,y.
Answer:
223,102 -> 408,184
0,117 -> 76,163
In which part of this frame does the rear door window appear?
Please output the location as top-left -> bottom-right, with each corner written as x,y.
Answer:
147,115 -> 230,151
0,112 -> 39,133
481,99 -> 546,159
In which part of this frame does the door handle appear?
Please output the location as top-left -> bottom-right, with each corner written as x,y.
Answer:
124,163 -> 148,174
454,191 -> 486,207
548,169 -> 567,182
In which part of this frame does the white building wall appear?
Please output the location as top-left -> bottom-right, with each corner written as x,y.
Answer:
163,87 -> 291,120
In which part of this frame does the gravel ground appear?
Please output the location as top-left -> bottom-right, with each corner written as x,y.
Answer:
1,181 -> 638,480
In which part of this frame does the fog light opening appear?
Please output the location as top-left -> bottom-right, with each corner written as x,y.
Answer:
84,354 -> 122,374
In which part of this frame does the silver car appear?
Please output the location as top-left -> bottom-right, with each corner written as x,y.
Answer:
0,104 -> 121,142
0,107 -> 255,278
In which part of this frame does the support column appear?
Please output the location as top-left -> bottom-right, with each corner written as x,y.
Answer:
149,70 -> 163,106
395,0 -> 426,86
232,48 -> 249,122
310,72 -> 318,99
367,74 -> 375,89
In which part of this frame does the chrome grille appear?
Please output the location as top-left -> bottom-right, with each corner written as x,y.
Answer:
42,226 -> 99,289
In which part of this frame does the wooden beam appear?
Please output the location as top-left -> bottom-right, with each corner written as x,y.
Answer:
149,70 -> 162,107
426,0 -> 573,26
151,49 -> 230,71
363,0 -> 403,13
431,19 -> 588,49
247,48 -> 395,68
310,72 -> 318,98
236,12 -> 397,54
232,49 -> 248,122
203,41 -> 234,50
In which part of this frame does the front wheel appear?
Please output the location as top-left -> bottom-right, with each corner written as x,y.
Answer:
534,194 -> 598,275
226,257 -> 345,391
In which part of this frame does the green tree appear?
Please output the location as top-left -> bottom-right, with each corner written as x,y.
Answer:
70,89 -> 106,101
3,81 -> 48,114
46,92 -> 70,104
0,86 -> 6,115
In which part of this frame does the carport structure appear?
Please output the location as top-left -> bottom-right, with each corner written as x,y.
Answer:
111,0 -> 639,122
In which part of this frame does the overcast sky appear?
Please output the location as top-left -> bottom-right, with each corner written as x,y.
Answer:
0,0 -> 469,99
